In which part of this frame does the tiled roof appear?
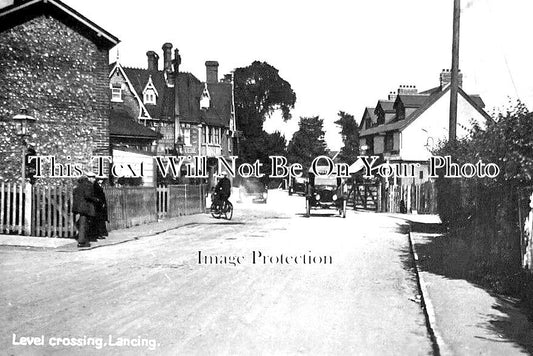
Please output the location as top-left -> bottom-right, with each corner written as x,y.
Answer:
119,68 -> 232,127
109,109 -> 160,139
359,107 -> 377,129
394,94 -> 430,108
360,86 -> 492,137
469,95 -> 485,109
375,100 -> 395,113
122,67 -> 174,119
177,73 -> 232,127
419,86 -> 441,95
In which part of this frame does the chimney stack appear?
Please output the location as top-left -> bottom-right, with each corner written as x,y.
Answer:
205,61 -> 219,83
146,51 -> 159,71
397,84 -> 418,96
173,48 -> 181,74
162,43 -> 173,74
388,91 -> 397,101
440,69 -> 463,88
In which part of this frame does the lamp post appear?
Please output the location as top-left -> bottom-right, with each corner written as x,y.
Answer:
13,109 -> 36,183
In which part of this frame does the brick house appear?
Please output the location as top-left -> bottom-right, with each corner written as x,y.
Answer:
0,0 -> 119,182
109,43 -> 236,184
358,70 -> 492,184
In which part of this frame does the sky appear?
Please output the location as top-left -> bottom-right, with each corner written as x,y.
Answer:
61,0 -> 533,150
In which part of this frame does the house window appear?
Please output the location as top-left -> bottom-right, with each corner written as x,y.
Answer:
111,84 -> 122,102
200,84 -> 210,109
181,124 -> 191,146
385,132 -> 394,152
214,127 -> 221,145
144,89 -> 156,105
208,127 -> 214,143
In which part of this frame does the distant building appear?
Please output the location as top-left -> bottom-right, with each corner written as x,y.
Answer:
358,70 -> 492,184
0,0 -> 119,182
109,43 -> 236,184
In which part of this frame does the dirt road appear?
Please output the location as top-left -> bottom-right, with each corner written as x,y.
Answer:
1,191 -> 432,355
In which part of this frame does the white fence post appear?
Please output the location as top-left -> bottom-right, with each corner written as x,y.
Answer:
23,182 -> 32,236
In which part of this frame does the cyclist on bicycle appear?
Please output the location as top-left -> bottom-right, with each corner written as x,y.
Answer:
214,171 -> 231,210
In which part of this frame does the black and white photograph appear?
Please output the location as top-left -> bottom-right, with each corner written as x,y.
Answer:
1,0 -> 533,354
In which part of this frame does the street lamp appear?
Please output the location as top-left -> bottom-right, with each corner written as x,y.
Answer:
13,109 -> 36,183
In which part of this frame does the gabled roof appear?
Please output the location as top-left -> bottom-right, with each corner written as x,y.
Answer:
360,85 -> 492,137
109,109 -> 160,140
122,67 -> 173,119
375,100 -> 395,114
177,72 -> 232,127
0,0 -> 119,49
143,76 -> 159,97
394,94 -> 430,109
114,66 -> 232,127
359,107 -> 377,129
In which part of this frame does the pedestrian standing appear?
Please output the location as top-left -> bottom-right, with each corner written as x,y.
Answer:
72,172 -> 99,248
93,178 -> 108,239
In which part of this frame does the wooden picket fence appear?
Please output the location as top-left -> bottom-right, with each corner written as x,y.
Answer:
0,182 -> 207,238
383,181 -> 438,214
157,184 -> 207,219
32,184 -> 75,237
0,182 -> 30,235
105,186 -> 158,231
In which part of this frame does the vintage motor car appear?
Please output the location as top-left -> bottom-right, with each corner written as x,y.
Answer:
305,172 -> 347,218
239,177 -> 268,203
288,176 -> 307,196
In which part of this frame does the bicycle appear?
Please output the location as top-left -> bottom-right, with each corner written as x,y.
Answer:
210,193 -> 233,220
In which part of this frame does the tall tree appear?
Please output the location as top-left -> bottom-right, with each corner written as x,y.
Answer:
233,61 -> 296,161
287,116 -> 328,170
334,111 -> 360,164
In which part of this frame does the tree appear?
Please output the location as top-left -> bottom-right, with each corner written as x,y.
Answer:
334,111 -> 360,164
287,116 -> 328,171
234,61 -> 296,160
239,131 -> 287,185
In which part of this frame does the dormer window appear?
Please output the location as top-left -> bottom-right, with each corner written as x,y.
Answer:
200,83 -> 210,109
111,83 -> 123,102
144,89 -> 156,105
142,75 -> 158,105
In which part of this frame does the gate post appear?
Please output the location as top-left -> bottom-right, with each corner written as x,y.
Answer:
23,182 -> 32,236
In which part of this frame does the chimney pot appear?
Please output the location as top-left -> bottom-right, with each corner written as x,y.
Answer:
146,51 -> 159,71
162,42 -> 173,74
440,68 -> 463,88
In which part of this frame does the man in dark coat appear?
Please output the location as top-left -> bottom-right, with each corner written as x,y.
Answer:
214,171 -> 231,209
93,178 -> 108,239
72,172 -> 99,248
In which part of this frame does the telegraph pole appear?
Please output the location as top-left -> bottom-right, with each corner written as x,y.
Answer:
449,0 -> 460,141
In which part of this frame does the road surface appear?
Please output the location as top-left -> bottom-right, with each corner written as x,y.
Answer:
1,190 -> 433,355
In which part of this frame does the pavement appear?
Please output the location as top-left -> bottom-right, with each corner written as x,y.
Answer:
0,212 -> 214,251
389,214 -> 533,355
